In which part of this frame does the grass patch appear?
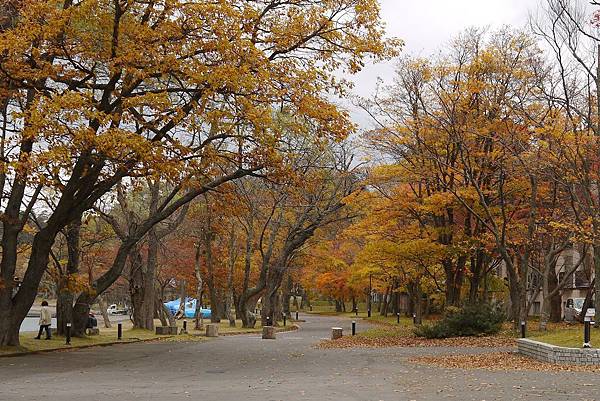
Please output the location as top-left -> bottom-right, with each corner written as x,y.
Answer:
309,304 -> 591,350
307,301 -> 368,314
2,317 -> 277,356
0,328 -> 177,356
319,315 -> 516,349
337,318 -> 591,349
530,325 -> 589,348
358,326 -> 411,339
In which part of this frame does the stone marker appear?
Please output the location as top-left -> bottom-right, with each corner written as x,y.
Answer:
86,328 -> 100,336
331,327 -> 343,340
206,323 -> 219,337
262,325 -> 276,339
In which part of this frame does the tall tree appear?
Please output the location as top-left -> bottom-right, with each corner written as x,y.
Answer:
0,0 -> 397,345
362,28 -> 555,325
532,0 -> 600,315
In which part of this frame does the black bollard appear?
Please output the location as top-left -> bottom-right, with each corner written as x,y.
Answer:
520,321 -> 526,338
412,313 -> 416,324
352,321 -> 356,336
183,320 -> 187,333
355,308 -> 358,316
118,323 -> 122,340
295,311 -> 299,321
266,316 -> 271,326
368,308 -> 371,318
584,318 -> 592,348
283,315 -> 287,326
397,312 -> 400,324
310,306 -> 313,311
65,322 -> 71,345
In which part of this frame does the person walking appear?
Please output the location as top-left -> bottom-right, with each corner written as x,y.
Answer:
35,301 -> 52,340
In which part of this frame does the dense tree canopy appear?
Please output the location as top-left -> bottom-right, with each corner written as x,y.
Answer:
8,0 -> 600,348
0,0 -> 398,345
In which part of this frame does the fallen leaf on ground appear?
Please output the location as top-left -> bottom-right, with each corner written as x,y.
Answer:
317,335 -> 515,349
410,351 -> 600,372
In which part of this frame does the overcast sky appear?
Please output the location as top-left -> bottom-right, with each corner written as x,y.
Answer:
348,0 -> 542,126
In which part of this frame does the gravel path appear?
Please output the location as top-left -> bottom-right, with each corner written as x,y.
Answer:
0,314 -> 597,401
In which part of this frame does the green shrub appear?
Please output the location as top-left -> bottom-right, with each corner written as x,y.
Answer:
414,303 -> 505,339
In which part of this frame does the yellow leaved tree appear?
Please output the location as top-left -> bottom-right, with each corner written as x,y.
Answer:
0,0 -> 399,345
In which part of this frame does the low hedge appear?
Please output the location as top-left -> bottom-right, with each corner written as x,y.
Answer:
414,303 -> 505,339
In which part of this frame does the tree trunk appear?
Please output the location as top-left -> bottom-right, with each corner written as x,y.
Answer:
0,314 -> 20,346
98,295 -> 111,328
71,300 -> 90,337
176,279 -> 186,318
380,286 -> 390,317
137,228 -> 159,330
468,250 -> 486,304
508,277 -> 522,328
390,283 -> 399,315
409,281 -> 423,325
225,226 -> 237,327
238,294 -> 258,328
283,275 -> 292,318
225,295 -> 236,327
550,291 -> 562,323
130,191 -> 161,331
55,290 -> 74,336
335,299 -> 342,312
157,295 -> 175,327
236,209 -> 267,329
193,242 -> 204,330
539,262 -> 551,331
273,292 -> 283,323
219,295 -> 229,320
233,290 -> 241,319
594,244 -> 600,314
156,301 -> 168,327
209,288 -> 222,323
55,215 -> 82,336
261,268 -> 284,326
443,255 -> 466,307
56,216 -> 83,336
129,248 -> 145,328
241,303 -> 256,328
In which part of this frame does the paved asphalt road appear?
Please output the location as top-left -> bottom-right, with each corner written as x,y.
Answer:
0,314 -> 598,401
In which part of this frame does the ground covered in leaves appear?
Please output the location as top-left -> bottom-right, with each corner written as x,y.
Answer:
317,317 -> 516,349
317,315 -> 590,350
318,333 -> 516,349
411,351 -> 600,372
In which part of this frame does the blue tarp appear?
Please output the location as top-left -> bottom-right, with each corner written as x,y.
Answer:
164,298 -> 211,319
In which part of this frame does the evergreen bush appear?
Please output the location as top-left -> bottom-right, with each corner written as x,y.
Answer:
414,303 -> 505,339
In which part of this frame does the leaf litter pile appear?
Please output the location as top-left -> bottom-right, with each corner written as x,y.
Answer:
318,334 -> 515,349
411,351 -> 600,372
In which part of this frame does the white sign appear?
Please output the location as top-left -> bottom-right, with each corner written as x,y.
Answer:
586,308 -> 596,317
